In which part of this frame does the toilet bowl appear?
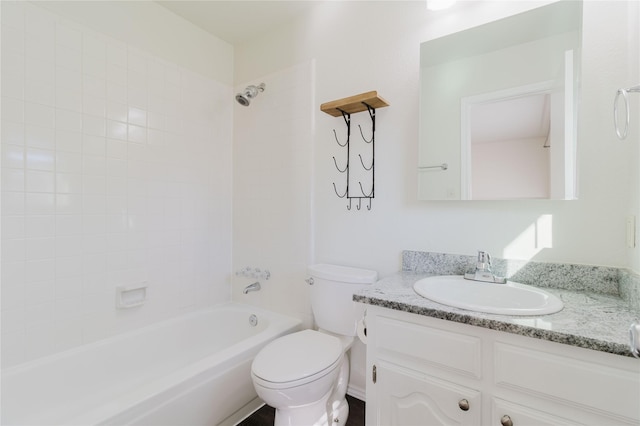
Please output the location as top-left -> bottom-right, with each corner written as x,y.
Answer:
250,264 -> 377,426
252,329 -> 352,425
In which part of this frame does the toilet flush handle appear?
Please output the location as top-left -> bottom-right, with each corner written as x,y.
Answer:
305,277 -> 314,285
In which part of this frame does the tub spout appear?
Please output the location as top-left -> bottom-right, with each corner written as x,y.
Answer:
243,282 -> 261,294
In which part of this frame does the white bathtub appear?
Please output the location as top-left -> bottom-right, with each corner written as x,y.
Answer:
1,303 -> 301,426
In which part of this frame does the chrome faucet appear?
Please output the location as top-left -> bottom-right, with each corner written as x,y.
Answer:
464,251 -> 507,284
243,282 -> 261,294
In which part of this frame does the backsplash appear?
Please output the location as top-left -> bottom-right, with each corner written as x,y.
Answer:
402,251 -> 640,313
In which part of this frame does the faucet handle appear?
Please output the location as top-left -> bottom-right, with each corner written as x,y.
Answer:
466,251 -> 505,283
477,250 -> 491,265
476,250 -> 492,273
478,250 -> 491,266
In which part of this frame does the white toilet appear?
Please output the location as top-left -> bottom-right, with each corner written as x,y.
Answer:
251,264 -> 377,426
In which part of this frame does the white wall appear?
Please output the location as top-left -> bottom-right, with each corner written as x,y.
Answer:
626,0 -> 640,273
235,0 -> 639,277
0,1 -> 234,367
582,0 -> 639,273
233,0 -> 639,397
32,1 -> 233,86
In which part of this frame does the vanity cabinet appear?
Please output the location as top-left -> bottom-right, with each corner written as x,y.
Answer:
365,306 -> 640,426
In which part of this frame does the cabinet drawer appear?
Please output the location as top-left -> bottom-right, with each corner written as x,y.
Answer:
494,342 -> 640,422
375,316 -> 482,379
492,397 -> 579,426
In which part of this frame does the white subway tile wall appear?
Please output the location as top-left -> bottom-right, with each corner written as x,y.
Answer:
1,2 -> 233,367
232,61 -> 314,329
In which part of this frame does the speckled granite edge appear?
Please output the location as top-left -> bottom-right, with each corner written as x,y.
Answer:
402,250 -> 620,296
354,294 -> 631,357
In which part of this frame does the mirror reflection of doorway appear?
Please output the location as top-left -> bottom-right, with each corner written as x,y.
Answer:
469,93 -> 551,200
460,71 -> 575,201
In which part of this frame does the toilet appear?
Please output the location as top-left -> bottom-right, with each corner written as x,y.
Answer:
250,264 -> 378,426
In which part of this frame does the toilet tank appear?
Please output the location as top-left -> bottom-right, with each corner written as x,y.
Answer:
308,264 -> 378,336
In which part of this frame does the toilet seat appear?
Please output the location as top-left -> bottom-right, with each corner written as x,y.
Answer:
252,330 -> 343,390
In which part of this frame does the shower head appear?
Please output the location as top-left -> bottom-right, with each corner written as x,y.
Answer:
235,83 -> 266,106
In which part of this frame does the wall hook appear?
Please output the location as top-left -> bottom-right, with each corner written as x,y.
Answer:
333,156 -> 348,173
333,128 -> 349,147
358,124 -> 374,143
359,182 -> 374,198
333,109 -> 352,146
358,154 -> 373,171
333,182 -> 348,198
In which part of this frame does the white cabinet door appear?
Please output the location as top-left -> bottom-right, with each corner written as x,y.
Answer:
374,362 -> 481,426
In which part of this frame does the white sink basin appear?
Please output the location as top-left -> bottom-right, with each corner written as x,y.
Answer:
413,275 -> 563,316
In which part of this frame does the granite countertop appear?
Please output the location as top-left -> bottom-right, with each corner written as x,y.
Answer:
353,272 -> 639,358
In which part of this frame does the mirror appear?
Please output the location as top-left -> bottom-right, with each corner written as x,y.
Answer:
418,1 -> 582,200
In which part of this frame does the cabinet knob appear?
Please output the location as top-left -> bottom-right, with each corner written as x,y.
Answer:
501,415 -> 513,426
458,399 -> 469,411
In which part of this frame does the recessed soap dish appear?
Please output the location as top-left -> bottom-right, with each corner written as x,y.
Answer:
116,284 -> 148,309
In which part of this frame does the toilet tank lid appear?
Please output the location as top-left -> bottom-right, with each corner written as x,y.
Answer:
308,264 -> 378,284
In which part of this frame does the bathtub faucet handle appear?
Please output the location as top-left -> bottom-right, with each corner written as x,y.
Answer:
236,267 -> 270,280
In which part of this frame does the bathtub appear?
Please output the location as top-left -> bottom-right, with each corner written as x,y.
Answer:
1,303 -> 302,426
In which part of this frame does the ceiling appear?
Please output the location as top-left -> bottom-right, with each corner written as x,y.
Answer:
471,94 -> 551,145
157,1 -> 553,147
155,1 -> 324,45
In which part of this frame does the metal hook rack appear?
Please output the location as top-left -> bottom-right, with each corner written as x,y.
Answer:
331,107 -> 375,210
614,84 -> 640,140
321,91 -> 389,211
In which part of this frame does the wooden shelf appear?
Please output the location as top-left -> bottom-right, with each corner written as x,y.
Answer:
320,91 -> 389,117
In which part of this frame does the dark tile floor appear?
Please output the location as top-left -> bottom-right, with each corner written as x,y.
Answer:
238,395 -> 365,426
